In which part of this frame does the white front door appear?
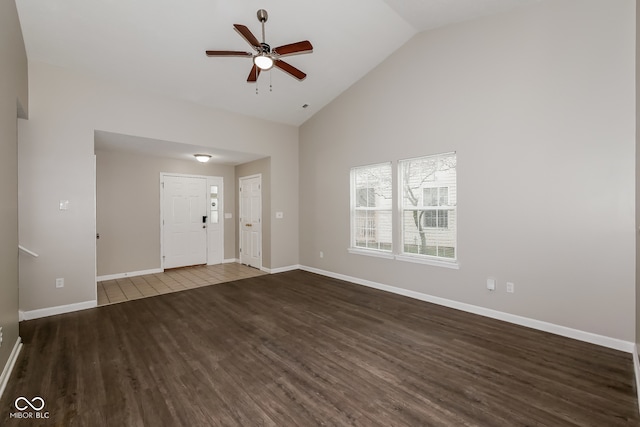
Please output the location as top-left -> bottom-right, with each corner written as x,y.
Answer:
239,175 -> 261,269
163,175 -> 207,269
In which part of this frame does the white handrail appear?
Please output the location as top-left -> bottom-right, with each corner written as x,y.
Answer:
18,245 -> 39,258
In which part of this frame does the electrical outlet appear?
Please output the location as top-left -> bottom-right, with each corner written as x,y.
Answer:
320,251 -> 324,258
506,282 -> 515,293
56,278 -> 64,288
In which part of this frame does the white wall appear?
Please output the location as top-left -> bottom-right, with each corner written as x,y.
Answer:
18,62 -> 299,313
299,0 -> 636,342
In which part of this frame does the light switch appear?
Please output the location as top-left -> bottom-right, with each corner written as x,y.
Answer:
59,200 -> 70,210
486,278 -> 496,291
275,212 -> 284,219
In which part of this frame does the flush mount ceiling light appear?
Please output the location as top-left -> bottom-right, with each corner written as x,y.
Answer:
194,154 -> 212,163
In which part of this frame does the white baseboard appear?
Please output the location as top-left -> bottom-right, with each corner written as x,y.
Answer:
262,264 -> 301,274
0,337 -> 22,401
223,258 -> 239,264
20,300 -> 97,321
299,265 -> 635,353
633,344 -> 640,414
97,268 -> 163,282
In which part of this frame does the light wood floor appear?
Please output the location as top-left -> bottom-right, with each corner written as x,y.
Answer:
97,263 -> 265,305
2,270 -> 638,426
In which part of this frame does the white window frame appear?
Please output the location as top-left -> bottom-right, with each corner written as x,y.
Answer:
348,162 -> 394,258
347,154 -> 459,270
396,152 -> 458,269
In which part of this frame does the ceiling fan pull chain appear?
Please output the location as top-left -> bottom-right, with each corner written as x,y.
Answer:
270,72 -> 273,92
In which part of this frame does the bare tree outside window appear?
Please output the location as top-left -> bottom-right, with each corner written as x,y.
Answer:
400,153 -> 457,259
350,163 -> 393,251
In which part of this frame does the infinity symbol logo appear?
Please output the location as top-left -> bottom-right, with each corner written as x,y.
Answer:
14,396 -> 45,411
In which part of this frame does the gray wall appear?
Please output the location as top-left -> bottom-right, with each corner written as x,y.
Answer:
96,149 -> 236,276
236,157 -> 272,268
0,0 -> 28,375
636,0 -> 640,356
18,61 -> 299,313
299,0 -> 636,341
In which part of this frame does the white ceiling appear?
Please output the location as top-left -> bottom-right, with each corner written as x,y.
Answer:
94,130 -> 266,165
16,0 -> 539,162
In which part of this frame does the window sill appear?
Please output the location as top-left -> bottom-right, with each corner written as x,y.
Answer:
394,254 -> 460,270
347,247 -> 395,259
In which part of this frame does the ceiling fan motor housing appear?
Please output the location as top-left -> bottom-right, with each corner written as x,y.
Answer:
260,43 -> 271,54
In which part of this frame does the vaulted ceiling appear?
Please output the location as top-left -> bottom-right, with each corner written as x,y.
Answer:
16,0 -> 541,127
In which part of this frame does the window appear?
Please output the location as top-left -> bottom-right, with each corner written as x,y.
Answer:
210,185 -> 219,224
422,187 -> 449,228
422,210 -> 448,228
350,163 -> 392,252
400,152 -> 456,260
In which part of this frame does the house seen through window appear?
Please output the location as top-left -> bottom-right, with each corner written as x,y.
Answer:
350,163 -> 392,252
400,153 -> 456,260
349,152 -> 456,265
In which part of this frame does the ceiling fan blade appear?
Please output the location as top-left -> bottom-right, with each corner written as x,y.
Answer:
234,24 -> 261,50
247,64 -> 261,82
274,60 -> 307,81
273,40 -> 313,57
205,50 -> 253,57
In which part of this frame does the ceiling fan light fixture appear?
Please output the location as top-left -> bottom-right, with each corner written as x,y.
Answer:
194,154 -> 212,163
254,54 -> 274,70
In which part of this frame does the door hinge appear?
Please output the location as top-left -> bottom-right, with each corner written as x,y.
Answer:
239,248 -> 242,253
161,182 -> 164,188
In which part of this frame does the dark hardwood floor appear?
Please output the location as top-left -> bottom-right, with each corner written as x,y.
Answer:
1,270 -> 638,426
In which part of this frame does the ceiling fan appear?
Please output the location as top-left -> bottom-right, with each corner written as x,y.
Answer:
205,9 -> 313,83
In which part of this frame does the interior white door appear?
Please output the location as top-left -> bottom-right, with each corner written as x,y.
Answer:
239,175 -> 261,268
163,175 -> 207,269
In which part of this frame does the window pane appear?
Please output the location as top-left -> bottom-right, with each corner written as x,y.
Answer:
400,153 -> 456,260
356,188 -> 376,208
351,163 -> 392,251
354,210 -> 392,251
423,188 -> 438,206
210,185 -> 219,224
438,209 -> 449,228
439,187 -> 449,206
